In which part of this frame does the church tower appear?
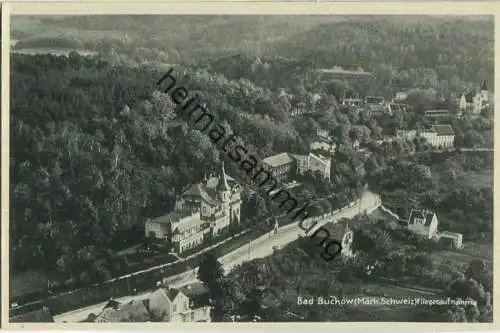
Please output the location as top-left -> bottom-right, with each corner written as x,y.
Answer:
481,80 -> 488,103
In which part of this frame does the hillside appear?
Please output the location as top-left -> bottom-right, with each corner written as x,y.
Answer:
9,16 -> 494,306
12,16 -> 493,90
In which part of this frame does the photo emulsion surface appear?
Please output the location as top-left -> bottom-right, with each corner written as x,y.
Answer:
8,15 -> 494,323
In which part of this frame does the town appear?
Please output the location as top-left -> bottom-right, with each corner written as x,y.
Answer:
8,15 -> 493,324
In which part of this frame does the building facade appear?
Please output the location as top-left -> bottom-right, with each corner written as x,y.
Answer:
94,288 -> 211,323
291,151 -> 331,181
438,231 -> 463,249
407,209 -> 439,240
459,80 -> 489,114
262,153 -> 296,182
148,288 -> 211,322
420,125 -> 455,149
145,163 -> 242,254
396,129 -> 417,141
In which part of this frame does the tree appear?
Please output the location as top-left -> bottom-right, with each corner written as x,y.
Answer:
211,278 -> 237,321
198,252 -> 225,290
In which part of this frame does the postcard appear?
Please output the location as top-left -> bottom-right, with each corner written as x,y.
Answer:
1,1 -> 497,329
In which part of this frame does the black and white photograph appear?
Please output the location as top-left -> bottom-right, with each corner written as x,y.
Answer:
6,12 -> 494,324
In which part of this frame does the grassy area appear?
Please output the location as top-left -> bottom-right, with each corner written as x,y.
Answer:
12,224 -> 269,317
212,229 -> 262,258
457,169 -> 493,189
430,241 -> 493,272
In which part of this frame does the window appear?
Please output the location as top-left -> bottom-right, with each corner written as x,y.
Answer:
173,304 -> 177,313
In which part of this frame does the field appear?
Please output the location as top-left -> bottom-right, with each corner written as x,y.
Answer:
430,241 -> 493,272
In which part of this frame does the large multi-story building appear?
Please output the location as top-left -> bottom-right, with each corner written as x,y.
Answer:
420,125 -> 455,149
262,153 -> 296,183
292,151 -> 332,181
263,150 -> 332,182
459,80 -> 489,115
316,66 -> 372,83
145,163 -> 242,254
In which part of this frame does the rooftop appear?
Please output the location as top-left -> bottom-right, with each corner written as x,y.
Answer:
365,96 -> 385,104
96,300 -> 150,322
432,125 -> 455,136
149,210 -> 194,225
179,283 -> 208,298
424,109 -> 450,116
440,231 -> 463,239
262,153 -> 295,168
309,151 -> 331,163
316,66 -> 372,76
408,209 -> 436,227
181,183 -> 221,206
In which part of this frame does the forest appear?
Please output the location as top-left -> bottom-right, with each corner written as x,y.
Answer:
10,16 -> 494,293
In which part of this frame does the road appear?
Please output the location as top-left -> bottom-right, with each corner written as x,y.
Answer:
54,189 -> 380,323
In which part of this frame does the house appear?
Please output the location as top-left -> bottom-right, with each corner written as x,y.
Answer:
262,153 -> 296,182
420,125 -> 455,149
365,96 -> 386,105
424,109 -> 450,122
310,129 -> 337,155
291,151 -> 331,181
145,162 -> 242,254
92,287 -> 211,323
460,80 -> 489,114
365,103 -> 387,116
94,300 -> 150,322
387,103 -> 408,113
10,307 -> 54,323
396,129 -> 417,141
394,92 -> 408,101
317,219 -> 356,258
316,66 -> 372,83
342,98 -> 363,107
148,287 -> 211,322
316,128 -> 329,140
464,91 -> 483,114
407,209 -> 439,239
310,140 -> 336,155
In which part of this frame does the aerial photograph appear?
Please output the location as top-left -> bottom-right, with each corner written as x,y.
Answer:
8,15 -> 493,323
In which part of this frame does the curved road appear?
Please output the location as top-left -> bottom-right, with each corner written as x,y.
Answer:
54,189 -> 380,323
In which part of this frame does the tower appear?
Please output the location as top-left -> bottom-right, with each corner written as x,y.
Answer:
481,80 -> 488,103
217,161 -> 230,203
459,94 -> 466,111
